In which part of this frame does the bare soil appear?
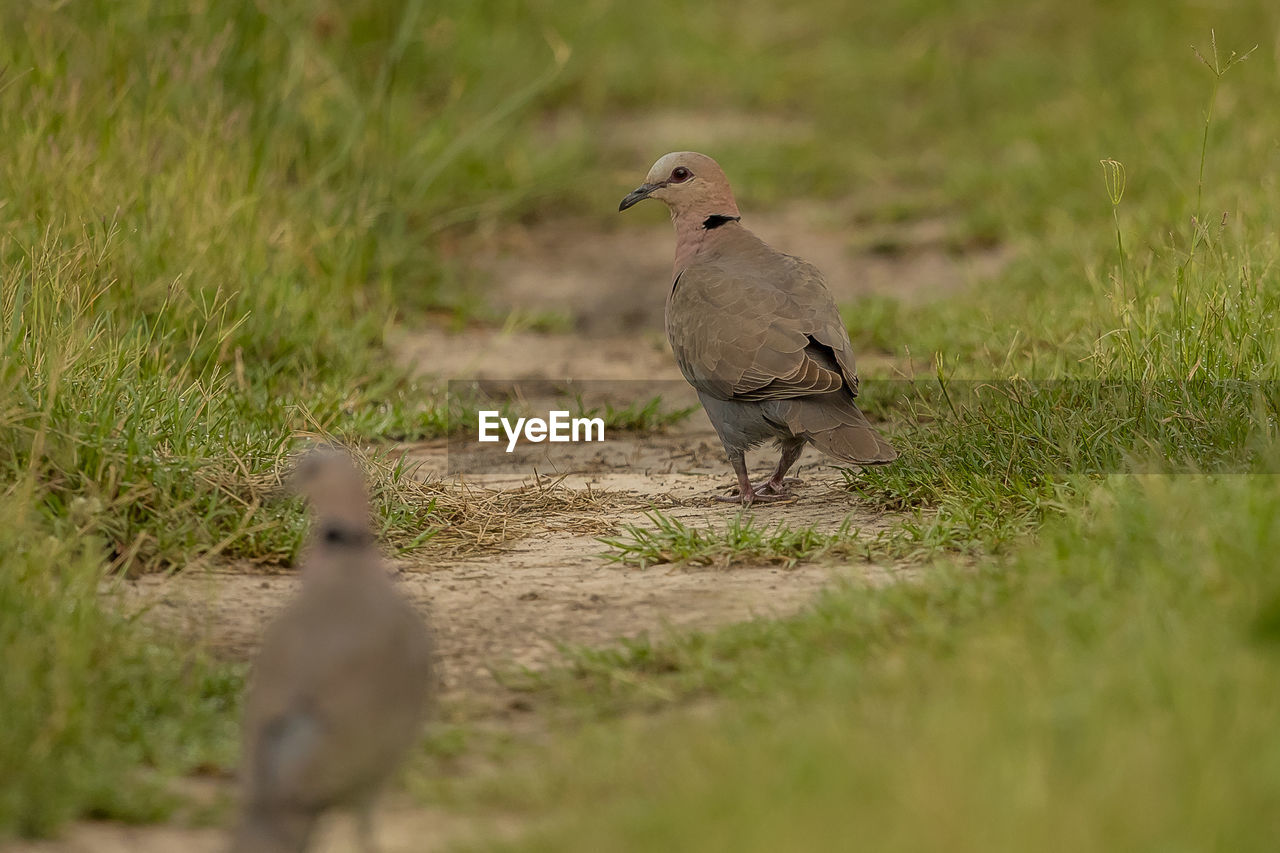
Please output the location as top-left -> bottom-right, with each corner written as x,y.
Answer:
8,198 -> 1004,853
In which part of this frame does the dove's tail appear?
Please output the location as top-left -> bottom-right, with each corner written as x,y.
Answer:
774,393 -> 897,465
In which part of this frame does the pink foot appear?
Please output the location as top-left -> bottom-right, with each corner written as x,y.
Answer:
713,488 -> 794,505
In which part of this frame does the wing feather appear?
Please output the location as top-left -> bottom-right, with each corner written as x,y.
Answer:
666,226 -> 861,402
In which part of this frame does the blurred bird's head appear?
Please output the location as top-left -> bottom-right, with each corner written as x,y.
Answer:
619,151 -> 741,225
291,446 -> 374,548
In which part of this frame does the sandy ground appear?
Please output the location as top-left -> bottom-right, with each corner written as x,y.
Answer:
7,197 -> 1005,853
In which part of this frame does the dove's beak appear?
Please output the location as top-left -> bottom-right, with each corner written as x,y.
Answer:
619,183 -> 661,212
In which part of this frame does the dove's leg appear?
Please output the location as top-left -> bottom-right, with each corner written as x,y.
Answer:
715,451 -> 790,505
754,438 -> 805,495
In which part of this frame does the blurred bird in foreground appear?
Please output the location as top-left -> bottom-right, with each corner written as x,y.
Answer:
231,447 -> 434,853
620,151 -> 896,504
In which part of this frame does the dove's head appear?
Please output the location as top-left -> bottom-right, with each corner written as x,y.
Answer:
291,446 -> 374,549
619,152 -> 741,224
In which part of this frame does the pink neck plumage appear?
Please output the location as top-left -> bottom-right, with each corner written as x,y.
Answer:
669,201 -> 742,275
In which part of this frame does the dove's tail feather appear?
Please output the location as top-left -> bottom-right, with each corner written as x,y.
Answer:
778,394 -> 897,465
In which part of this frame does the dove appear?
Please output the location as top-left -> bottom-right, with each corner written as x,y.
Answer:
231,448 -> 434,853
619,151 -> 896,504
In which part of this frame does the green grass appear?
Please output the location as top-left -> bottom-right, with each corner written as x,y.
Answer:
5,0 -> 1280,844
480,475 -> 1280,852
832,18 -> 1280,554
599,510 -> 861,570
575,395 -> 699,434
0,500 -> 239,836
2,2 -> 519,575
1,0 -> 576,834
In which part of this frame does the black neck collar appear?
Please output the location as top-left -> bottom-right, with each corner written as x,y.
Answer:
319,522 -> 374,548
702,214 -> 741,230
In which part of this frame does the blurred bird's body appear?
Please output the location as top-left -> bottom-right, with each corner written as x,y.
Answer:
232,451 -> 434,853
620,152 -> 896,504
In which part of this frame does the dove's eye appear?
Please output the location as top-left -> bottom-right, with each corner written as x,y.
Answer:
669,167 -> 692,183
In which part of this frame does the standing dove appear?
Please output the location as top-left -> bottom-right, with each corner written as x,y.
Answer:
619,151 -> 896,504
231,448 -> 434,853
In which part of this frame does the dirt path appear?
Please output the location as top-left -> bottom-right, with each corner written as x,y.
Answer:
9,205 -> 1002,853
121,421 -> 904,707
